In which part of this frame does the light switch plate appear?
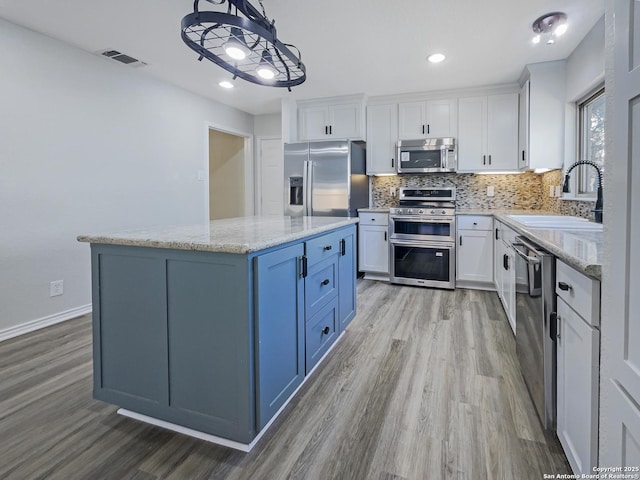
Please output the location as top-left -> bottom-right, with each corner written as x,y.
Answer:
487,186 -> 495,197
550,185 -> 555,197
555,186 -> 562,197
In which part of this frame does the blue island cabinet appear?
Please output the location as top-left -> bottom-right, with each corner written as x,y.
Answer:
89,223 -> 356,448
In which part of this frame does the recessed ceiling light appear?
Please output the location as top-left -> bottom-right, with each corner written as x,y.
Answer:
219,81 -> 234,89
427,53 -> 446,64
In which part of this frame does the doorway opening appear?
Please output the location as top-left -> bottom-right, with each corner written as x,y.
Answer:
207,127 -> 253,220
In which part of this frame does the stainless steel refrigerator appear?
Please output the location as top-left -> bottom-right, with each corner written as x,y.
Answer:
284,140 -> 368,217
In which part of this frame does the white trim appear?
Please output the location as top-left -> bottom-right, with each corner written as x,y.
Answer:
203,121 -> 255,222
0,304 -> 92,342
117,331 -> 345,452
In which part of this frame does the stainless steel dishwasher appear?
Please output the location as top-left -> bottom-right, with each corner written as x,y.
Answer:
512,236 -> 557,430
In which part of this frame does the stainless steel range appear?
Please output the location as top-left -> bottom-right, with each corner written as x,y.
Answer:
389,187 -> 456,289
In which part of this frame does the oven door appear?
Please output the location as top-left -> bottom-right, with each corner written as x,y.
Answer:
389,216 -> 455,242
389,240 -> 455,289
397,147 -> 445,173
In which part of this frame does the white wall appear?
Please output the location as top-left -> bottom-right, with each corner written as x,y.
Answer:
0,18 -> 254,338
564,16 -> 606,168
254,113 -> 282,138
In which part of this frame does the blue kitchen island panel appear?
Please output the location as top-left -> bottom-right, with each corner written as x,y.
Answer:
92,245 -> 255,443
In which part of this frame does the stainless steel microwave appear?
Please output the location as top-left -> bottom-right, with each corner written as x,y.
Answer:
397,138 -> 457,174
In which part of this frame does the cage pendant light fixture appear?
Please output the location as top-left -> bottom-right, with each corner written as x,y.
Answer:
181,0 -> 306,89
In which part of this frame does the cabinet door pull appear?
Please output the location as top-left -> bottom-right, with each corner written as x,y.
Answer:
556,315 -> 562,343
558,281 -> 572,291
422,124 -> 425,134
329,125 -> 332,135
488,154 -> 492,165
522,150 -> 526,162
323,245 -> 333,251
300,255 -> 308,278
340,238 -> 346,256
550,312 -> 558,341
483,155 -> 486,165
459,236 -> 463,246
503,253 -> 509,271
495,228 -> 499,240
321,279 -> 330,286
325,126 -> 328,135
427,124 -> 430,134
322,326 -> 330,335
384,231 -> 387,242
391,158 -> 395,168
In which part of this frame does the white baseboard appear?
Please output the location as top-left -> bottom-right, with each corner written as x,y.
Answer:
0,304 -> 92,342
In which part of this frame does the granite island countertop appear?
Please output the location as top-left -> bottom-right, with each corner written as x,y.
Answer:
78,216 -> 359,254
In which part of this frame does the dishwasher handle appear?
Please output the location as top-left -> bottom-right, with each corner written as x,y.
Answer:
512,242 -> 541,265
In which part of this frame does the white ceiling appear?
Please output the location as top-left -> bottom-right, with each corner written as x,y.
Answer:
0,0 -> 604,116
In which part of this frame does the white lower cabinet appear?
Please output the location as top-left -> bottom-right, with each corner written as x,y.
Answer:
493,220 -> 516,334
556,296 -> 600,475
555,260 -> 600,475
358,212 -> 389,280
456,215 -> 494,288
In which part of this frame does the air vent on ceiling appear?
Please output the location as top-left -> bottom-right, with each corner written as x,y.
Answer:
97,49 -> 147,68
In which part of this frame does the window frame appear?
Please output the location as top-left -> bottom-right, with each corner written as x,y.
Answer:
572,85 -> 605,199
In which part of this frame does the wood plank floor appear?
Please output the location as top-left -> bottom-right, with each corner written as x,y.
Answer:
0,281 -> 571,479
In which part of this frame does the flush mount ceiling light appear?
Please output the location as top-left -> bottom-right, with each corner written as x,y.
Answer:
218,80 -> 234,88
427,53 -> 446,64
532,11 -> 568,45
181,0 -> 306,90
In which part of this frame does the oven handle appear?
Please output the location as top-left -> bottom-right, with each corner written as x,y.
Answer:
511,242 -> 541,265
390,216 -> 454,223
389,239 -> 455,249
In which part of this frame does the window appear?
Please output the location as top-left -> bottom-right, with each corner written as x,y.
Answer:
577,87 -> 605,195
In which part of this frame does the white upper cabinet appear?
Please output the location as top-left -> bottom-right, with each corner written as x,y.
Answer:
366,104 -> 398,175
297,96 -> 365,141
457,93 -> 519,172
519,61 -> 565,171
398,98 -> 457,140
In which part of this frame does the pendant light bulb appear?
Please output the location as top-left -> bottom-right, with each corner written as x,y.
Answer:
256,50 -> 278,80
224,27 -> 251,60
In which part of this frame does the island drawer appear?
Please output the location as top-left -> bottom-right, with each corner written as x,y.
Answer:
305,297 -> 338,373
306,230 -> 343,266
358,212 -> 389,226
306,255 -> 338,319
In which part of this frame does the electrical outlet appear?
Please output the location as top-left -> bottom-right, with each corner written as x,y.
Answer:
486,186 -> 495,197
550,185 -> 555,197
555,186 -> 562,197
390,187 -> 396,197
50,280 -> 64,297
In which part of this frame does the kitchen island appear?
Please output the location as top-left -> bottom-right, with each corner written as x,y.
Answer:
78,216 -> 358,451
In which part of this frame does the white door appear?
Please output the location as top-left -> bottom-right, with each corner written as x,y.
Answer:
426,98 -> 456,138
366,104 -> 398,175
457,96 -> 487,172
398,101 -> 426,139
257,138 -> 284,216
358,226 -> 389,273
486,93 -> 519,171
457,230 -> 493,283
600,0 -> 640,468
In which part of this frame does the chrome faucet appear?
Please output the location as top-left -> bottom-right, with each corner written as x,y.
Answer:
562,160 -> 603,223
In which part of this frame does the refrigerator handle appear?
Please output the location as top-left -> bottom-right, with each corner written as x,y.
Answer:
305,160 -> 314,216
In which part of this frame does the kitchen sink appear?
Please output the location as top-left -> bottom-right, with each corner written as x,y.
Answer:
507,215 -> 603,231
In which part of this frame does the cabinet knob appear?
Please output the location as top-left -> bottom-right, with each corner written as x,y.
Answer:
322,326 -> 330,335
558,282 -> 572,291
323,245 -> 332,251
473,222 -> 478,225
321,279 -> 330,286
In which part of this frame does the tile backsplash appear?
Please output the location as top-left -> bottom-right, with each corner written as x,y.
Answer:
371,169 -> 597,219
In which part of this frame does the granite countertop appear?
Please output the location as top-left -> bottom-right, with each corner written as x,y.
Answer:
456,208 -> 557,216
78,216 -> 358,254
493,213 -> 602,280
